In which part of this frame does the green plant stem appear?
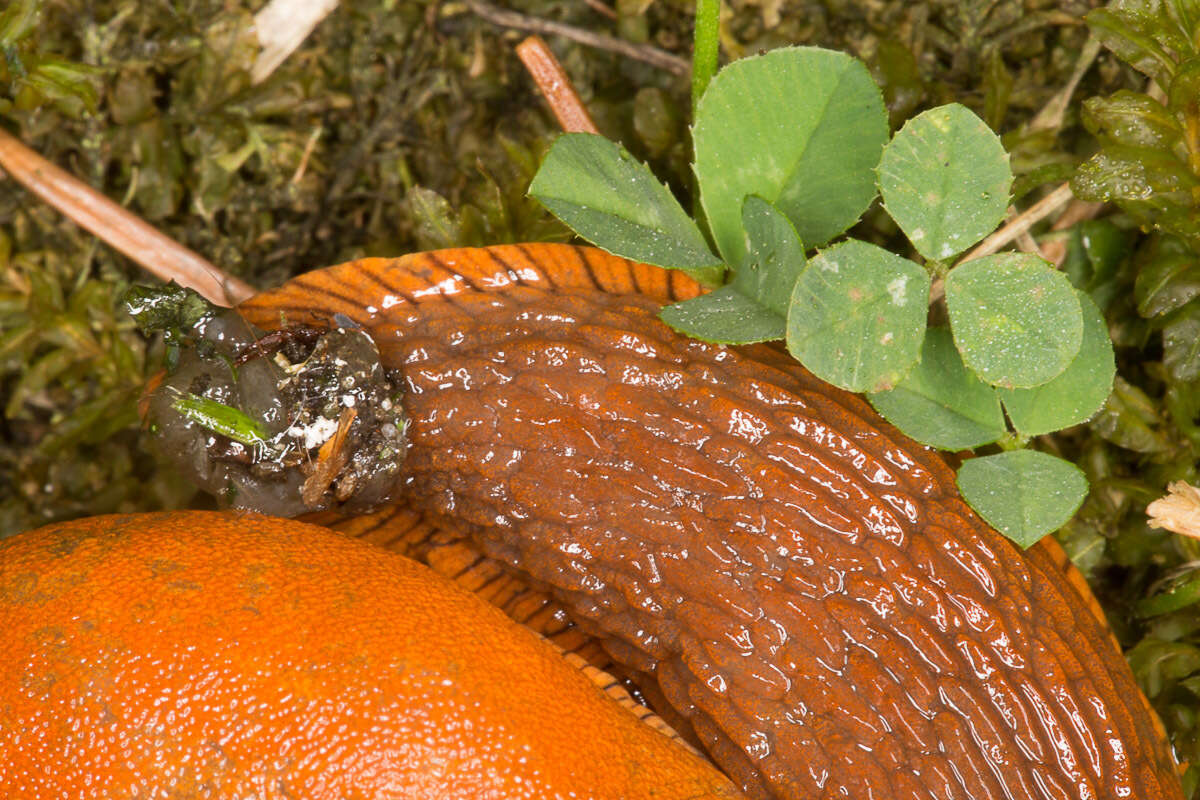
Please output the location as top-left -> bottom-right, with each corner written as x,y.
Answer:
691,0 -> 719,114
687,0 -> 721,268
997,431 -> 1032,451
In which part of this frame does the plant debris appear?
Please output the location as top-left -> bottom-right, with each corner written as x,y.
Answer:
133,285 -> 407,516
1148,482 -> 1200,539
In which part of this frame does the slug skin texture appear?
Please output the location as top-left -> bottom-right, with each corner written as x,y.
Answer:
241,243 -> 1184,800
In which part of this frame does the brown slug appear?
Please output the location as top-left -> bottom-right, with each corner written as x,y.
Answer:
233,243 -> 1183,800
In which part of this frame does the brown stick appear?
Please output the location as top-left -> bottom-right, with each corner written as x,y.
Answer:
1050,198 -> 1106,232
516,36 -> 601,134
468,0 -> 689,76
957,182 -> 1075,264
580,0 -> 617,20
1027,36 -> 1102,133
0,128 -> 254,306
1037,198 -> 1107,267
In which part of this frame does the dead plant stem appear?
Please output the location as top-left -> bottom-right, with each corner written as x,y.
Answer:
467,0 -> 689,76
929,182 -> 1077,303
516,36 -> 600,134
0,128 -> 254,306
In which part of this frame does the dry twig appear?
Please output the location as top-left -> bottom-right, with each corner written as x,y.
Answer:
291,125 -> 324,185
929,182 -> 1076,303
467,0 -> 690,76
959,182 -> 1076,264
580,0 -> 618,20
1037,198 -> 1108,266
0,128 -> 254,306
516,36 -> 600,134
1028,36 -> 1102,133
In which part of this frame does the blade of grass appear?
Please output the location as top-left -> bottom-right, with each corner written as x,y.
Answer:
170,390 -> 268,447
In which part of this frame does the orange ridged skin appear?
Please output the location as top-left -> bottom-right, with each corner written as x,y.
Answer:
304,504 -> 706,750
303,505 -> 610,668
241,243 -> 1185,800
0,510 -> 744,799
319,504 -> 1170,764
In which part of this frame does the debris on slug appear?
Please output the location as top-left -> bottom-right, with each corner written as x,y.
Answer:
127,285 -> 407,517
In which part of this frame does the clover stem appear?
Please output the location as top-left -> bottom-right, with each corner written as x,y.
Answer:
997,431 -> 1032,452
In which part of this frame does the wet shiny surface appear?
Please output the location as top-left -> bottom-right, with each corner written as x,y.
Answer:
0,511 -> 743,799
242,244 -> 1184,800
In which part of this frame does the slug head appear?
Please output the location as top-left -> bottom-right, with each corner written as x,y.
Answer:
128,285 -> 407,516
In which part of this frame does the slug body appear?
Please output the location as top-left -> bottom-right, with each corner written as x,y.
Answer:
242,244 -> 1183,800
1,511 -> 742,799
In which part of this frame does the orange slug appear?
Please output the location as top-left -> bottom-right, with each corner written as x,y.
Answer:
231,243 -> 1184,799
0,510 -> 744,799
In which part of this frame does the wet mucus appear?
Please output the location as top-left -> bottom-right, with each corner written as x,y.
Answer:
128,286 -> 406,516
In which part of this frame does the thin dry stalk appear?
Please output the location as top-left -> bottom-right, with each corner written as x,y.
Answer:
468,0 -> 689,76
0,128 -> 254,306
516,35 -> 601,134
291,125 -> 324,184
929,182 -> 1076,303
1027,36 -> 1102,133
1051,199 -> 1107,232
959,182 -> 1076,263
1038,198 -> 1108,266
580,0 -> 618,20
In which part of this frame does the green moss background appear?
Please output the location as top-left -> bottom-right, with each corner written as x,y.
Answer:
3,0 -> 1200,791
